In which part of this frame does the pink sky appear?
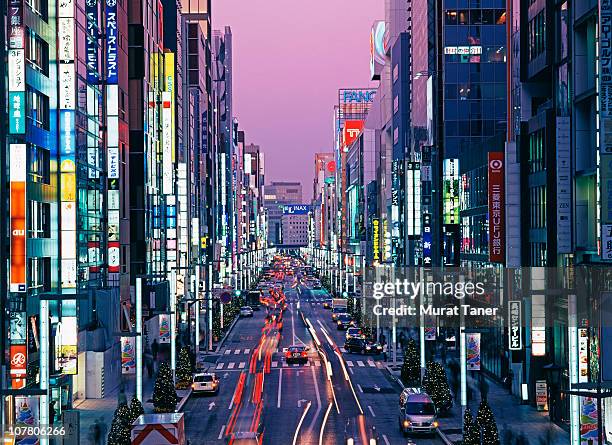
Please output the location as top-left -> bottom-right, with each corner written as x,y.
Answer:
213,0 -> 383,201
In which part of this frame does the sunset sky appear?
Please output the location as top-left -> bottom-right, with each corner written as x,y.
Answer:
214,0 -> 383,201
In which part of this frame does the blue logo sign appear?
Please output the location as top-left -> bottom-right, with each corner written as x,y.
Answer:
342,90 -> 376,104
8,92 -> 25,134
283,205 -> 310,215
105,0 -> 118,84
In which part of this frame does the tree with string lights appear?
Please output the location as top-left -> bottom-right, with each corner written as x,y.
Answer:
128,395 -> 144,424
107,402 -> 131,445
422,361 -> 452,412
462,407 -> 480,445
401,339 -> 421,386
476,399 -> 500,445
176,346 -> 193,389
152,361 -> 177,413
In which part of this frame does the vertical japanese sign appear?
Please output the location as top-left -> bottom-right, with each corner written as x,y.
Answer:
106,0 -> 120,276
556,117 -> 572,253
162,91 -> 173,194
508,300 -> 522,350
443,159 -> 459,224
10,144 -> 26,293
372,218 -> 380,263
59,0 -> 77,289
422,213 -> 432,267
600,0 -> 612,260
488,152 -> 505,263
8,0 -> 25,134
86,0 -> 99,84
466,333 -> 481,371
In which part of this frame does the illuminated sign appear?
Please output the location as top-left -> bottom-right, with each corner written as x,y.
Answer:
8,92 -> 25,134
508,301 -> 522,350
487,152 -> 505,263
372,218 -> 380,262
531,294 -> 546,357
466,333 -> 481,371
121,337 -> 136,374
407,162 -> 422,236
341,89 -> 376,103
10,144 -> 26,293
86,0 -> 99,84
162,92 -> 173,194
342,120 -> 364,152
10,311 -> 27,344
8,49 -> 25,91
8,0 -> 25,49
370,21 -> 386,80
283,205 -> 310,215
423,213 -> 432,267
10,345 -> 27,388
443,159 -> 459,224
105,0 -> 118,84
444,46 -> 482,55
56,316 -> 78,374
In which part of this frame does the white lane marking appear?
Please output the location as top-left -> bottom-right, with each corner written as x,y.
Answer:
367,360 -> 375,367
224,349 -> 231,355
367,405 -> 376,417
349,367 -> 354,375
292,401 -> 312,445
238,362 -> 245,369
272,361 -> 278,368
346,360 -> 354,367
216,362 -> 225,370
357,384 -> 363,393
218,425 -> 225,440
356,360 -> 365,367
319,403 -> 333,445
277,368 -> 283,408
234,349 -> 240,355
340,347 -> 347,353
244,348 -> 250,354
382,434 -> 390,445
227,362 -> 235,369
308,364 -> 322,430
291,303 -> 296,344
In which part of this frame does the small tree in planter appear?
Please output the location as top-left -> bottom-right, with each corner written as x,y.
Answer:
128,395 -> 144,424
462,408 -> 480,445
477,399 -> 500,445
152,362 -> 178,413
400,339 -> 421,386
175,347 -> 193,389
422,361 -> 452,412
107,402 -> 131,445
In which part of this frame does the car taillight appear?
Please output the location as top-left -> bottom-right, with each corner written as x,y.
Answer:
301,351 -> 307,357
285,352 -> 291,358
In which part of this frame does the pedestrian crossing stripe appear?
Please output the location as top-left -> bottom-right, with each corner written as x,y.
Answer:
367,360 -> 375,367
346,361 -> 353,367
214,360 -> 321,369
244,349 -> 250,354
224,350 -> 231,355
216,363 -> 225,369
228,362 -> 235,369
234,349 -> 240,355
356,361 -> 365,367
238,362 -> 246,369
272,361 -> 278,367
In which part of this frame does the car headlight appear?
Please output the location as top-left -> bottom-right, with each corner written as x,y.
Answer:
432,421 -> 439,428
365,346 -> 371,350
403,420 -> 411,428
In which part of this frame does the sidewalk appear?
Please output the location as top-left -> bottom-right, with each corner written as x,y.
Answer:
438,372 -> 569,444
75,357 -> 189,445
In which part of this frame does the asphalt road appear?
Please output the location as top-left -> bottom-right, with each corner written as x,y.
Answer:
183,269 -> 443,445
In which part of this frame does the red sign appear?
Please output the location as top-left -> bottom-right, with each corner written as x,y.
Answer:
488,152 -> 505,263
10,144 -> 26,293
326,160 -> 336,173
10,345 -> 27,389
342,120 -> 364,152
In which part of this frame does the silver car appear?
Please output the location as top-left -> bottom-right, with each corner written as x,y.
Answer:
239,306 -> 254,317
398,388 -> 439,436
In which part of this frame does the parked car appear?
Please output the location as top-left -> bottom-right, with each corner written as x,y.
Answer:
192,373 -> 220,395
344,337 -> 383,354
398,388 -> 439,436
240,306 -> 254,317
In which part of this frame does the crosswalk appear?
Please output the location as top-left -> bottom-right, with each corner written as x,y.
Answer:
215,359 -> 323,370
223,348 -> 251,355
345,360 -> 383,369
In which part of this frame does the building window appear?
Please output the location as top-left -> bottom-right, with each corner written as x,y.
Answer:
28,201 -> 51,238
528,129 -> 546,173
25,0 -> 48,20
528,11 -> 546,61
26,29 -> 49,75
29,144 -> 50,184
28,257 -> 51,291
27,89 -> 50,130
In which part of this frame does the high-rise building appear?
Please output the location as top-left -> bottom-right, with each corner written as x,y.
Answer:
264,181 -> 303,245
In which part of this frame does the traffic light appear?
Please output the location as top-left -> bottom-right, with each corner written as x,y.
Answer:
234,290 -> 242,297
342,291 -> 348,298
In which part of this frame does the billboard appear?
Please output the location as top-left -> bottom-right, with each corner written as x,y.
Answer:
443,159 -> 459,224
370,21 -> 386,80
10,144 -> 26,293
56,316 -> 78,374
423,213 -> 432,267
487,152 -> 505,263
283,205 -> 310,215
342,120 -> 364,152
10,345 -> 27,388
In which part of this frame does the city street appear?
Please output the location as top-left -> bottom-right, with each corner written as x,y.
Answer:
183,267 -> 442,444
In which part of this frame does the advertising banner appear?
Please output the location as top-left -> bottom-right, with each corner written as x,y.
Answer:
56,316 -> 78,374
121,337 -> 136,374
10,311 -> 27,344
159,314 -> 170,343
580,397 -> 598,443
15,396 -> 39,426
342,120 -> 364,152
423,213 -> 432,267
466,333 -> 481,371
600,0 -> 612,255
10,143 -> 26,293
10,345 -> 27,388
488,152 -> 505,263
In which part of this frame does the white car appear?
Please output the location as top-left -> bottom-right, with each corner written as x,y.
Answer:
240,306 -> 254,317
192,373 -> 219,394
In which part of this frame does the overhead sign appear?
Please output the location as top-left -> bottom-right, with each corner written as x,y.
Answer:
283,205 -> 310,215
488,152 -> 505,263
